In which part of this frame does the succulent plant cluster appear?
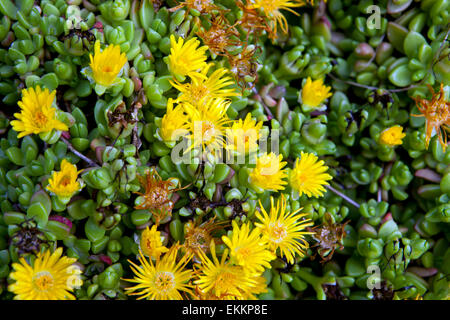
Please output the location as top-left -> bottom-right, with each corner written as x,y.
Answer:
0,0 -> 449,300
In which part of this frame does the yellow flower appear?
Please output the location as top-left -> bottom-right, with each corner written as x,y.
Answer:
184,98 -> 232,153
89,40 -> 127,87
255,195 -> 314,263
379,125 -> 406,146
10,86 -> 68,138
140,225 -> 169,260
222,221 -> 276,275
241,275 -> 268,300
124,246 -> 193,300
226,113 -> 263,155
8,247 -> 82,300
250,0 -> 307,36
46,159 -> 84,198
289,151 -> 332,198
171,64 -> 239,105
167,35 -> 208,82
249,152 -> 288,192
89,40 -> 128,87
301,77 -> 332,108
160,98 -> 190,143
194,240 -> 258,299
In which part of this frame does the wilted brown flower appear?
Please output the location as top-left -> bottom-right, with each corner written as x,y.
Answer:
134,167 -> 186,225
183,217 -> 228,257
196,15 -> 242,56
308,212 -> 349,263
412,83 -> 450,151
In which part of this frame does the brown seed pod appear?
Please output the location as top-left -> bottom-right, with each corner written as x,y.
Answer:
134,167 -> 187,225
10,220 -> 47,255
308,212 -> 349,263
183,216 -> 228,258
196,14 -> 242,56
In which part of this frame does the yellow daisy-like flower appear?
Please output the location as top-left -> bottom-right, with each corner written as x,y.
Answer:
194,240 -> 258,299
167,35 -> 208,82
301,77 -> 332,108
10,86 -> 68,138
289,151 -> 332,198
222,221 -> 276,275
160,98 -> 190,143
379,125 -> 406,146
88,40 -> 127,87
249,152 -> 288,192
140,225 -> 169,260
8,247 -> 82,300
255,195 -> 314,264
250,0 -> 306,36
184,98 -> 232,154
124,246 -> 193,300
171,64 -> 239,105
226,113 -> 263,155
46,159 -> 84,199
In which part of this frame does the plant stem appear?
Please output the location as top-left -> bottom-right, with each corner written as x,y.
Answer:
61,137 -> 100,167
326,184 -> 360,209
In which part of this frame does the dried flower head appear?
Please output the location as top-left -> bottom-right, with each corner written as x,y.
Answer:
183,217 -> 228,257
235,0 -> 272,39
412,83 -> 449,151
134,167 -> 184,225
169,0 -> 220,15
227,45 -> 259,89
10,86 -> 68,138
308,213 -> 349,263
10,221 -> 47,255
322,282 -> 348,300
196,14 -> 242,56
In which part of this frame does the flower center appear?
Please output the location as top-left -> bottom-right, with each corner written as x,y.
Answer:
102,66 -> 113,73
216,270 -> 236,292
187,229 -> 209,251
236,246 -> 252,259
191,85 -> 209,102
33,271 -> 54,292
34,111 -> 48,127
269,222 -> 288,243
154,271 -> 175,292
201,121 -> 216,142
295,170 -> 308,186
60,175 -> 72,187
